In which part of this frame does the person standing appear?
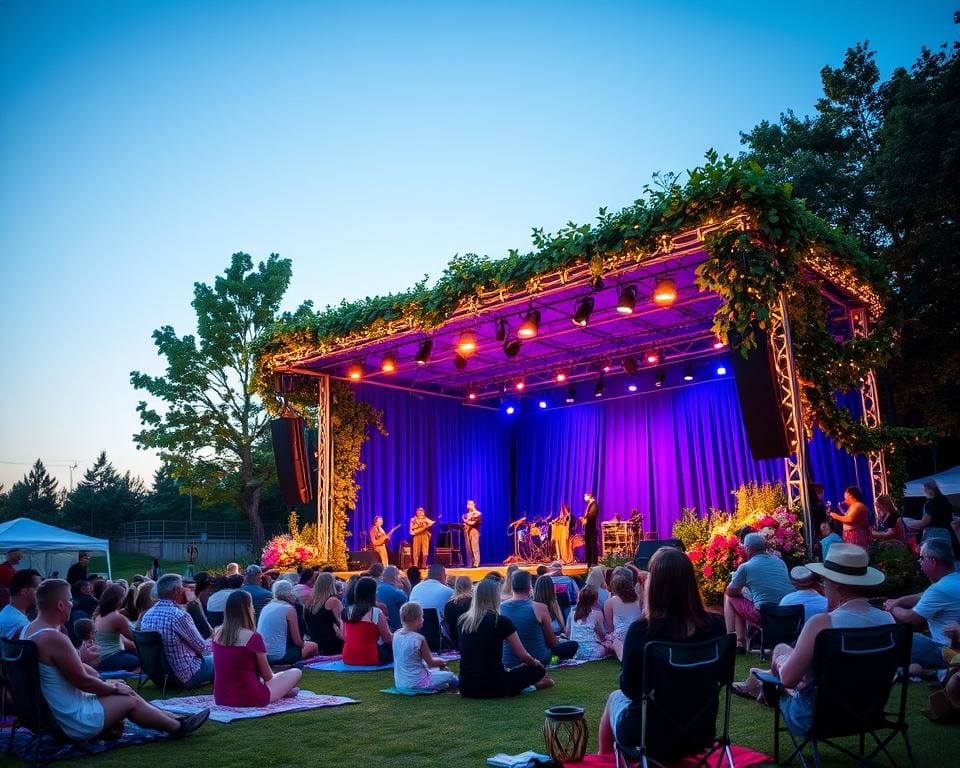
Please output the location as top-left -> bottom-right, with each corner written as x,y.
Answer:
0,548 -> 22,591
409,507 -> 435,569
369,516 -> 392,565
583,492 -> 600,567
66,551 -> 90,585
552,504 -> 573,563
829,486 -> 872,550
463,500 -> 482,568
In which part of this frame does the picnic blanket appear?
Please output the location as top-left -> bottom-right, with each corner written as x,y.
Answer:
100,669 -> 146,681
304,659 -> 393,672
296,653 -> 345,667
380,686 -> 442,696
563,745 -> 772,768
153,690 -> 357,723
2,722 -> 168,762
547,655 -> 613,669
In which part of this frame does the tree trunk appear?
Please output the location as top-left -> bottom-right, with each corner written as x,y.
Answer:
242,485 -> 264,558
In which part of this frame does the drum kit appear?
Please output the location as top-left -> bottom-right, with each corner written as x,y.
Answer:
505,515 -> 557,564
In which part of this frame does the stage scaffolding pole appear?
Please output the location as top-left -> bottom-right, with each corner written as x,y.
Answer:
849,308 -> 889,500
770,291 -> 813,554
316,374 -> 333,562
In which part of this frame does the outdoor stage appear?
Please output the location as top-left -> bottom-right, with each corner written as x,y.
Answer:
333,562 -> 589,581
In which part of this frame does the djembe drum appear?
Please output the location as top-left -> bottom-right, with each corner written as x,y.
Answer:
543,705 -> 588,762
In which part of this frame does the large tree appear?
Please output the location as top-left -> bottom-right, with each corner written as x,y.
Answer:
60,451 -> 145,535
131,253 -> 298,551
3,459 -> 61,524
741,32 -> 960,447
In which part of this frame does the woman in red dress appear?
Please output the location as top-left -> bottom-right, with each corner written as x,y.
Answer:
829,486 -> 873,550
212,591 -> 301,706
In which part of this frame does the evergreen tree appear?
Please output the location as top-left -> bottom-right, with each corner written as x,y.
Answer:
61,451 -> 144,535
4,460 -> 61,523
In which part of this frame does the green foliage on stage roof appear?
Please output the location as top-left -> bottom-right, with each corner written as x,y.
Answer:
252,153 -> 933,478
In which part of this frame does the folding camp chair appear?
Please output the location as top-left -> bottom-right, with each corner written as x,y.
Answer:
758,604 -> 805,661
132,629 -> 194,699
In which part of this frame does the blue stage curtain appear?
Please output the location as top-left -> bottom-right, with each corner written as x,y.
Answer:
352,385 -> 511,565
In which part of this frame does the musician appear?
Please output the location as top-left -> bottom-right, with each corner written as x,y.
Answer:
552,504 -> 574,564
369,516 -> 391,565
583,492 -> 600,567
409,507 -> 435,568
463,500 -> 482,568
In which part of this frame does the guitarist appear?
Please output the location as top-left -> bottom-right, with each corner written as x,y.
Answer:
409,507 -> 436,568
463,499 -> 483,567
369,515 -> 400,565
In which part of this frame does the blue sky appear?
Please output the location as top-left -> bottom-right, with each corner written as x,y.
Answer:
1,0 -> 956,491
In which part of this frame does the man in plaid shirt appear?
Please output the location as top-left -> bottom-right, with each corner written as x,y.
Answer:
140,574 -> 215,686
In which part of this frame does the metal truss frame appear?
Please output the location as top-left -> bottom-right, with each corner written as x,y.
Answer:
316,374 -> 333,562
849,308 -> 889,501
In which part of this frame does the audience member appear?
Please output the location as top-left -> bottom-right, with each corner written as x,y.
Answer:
342,576 -> 393,665
906,479 -> 960,559
0,548 -> 23,596
295,568 -> 316,601
91,578 -> 108,602
443,576 -> 473,650
225,562 -> 241,577
723,532 -> 794,652
194,572 -> 214,608
566,586 -> 610,661
457,579 -> 550,698
818,521 -> 842,560
872,494 -> 908,544
256,579 -> 318,665
213,590 -> 302,706
242,565 -> 273,615
533,574 -> 566,636
24,579 -> 208,739
886,538 -> 960,673
342,575 -> 360,608
547,561 -> 580,603
93,584 -> 140,672
366,562 -> 385,580
598,547 -> 726,757
778,566 -> 828,622
392,601 -> 458,691
585,565 -> 610,611
133,580 -> 157,624
769,543 -> 891,736
405,566 -> 422,589
409,563 -> 454,618
72,580 -> 99,616
139,574 -> 215,687
376,565 -> 408,631
66,551 -> 91,585
303,572 -> 344,654
604,571 -> 644,659
0,568 -> 40,639
207,574 -> 242,615
72,618 -> 100,668
501,570 -> 577,667
501,565 -> 520,601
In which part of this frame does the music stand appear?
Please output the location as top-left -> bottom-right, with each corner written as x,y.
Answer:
438,523 -> 464,566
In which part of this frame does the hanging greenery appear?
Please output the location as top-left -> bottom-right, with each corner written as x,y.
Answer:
252,152 -> 932,485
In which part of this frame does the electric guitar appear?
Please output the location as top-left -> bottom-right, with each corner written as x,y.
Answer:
370,524 -> 401,548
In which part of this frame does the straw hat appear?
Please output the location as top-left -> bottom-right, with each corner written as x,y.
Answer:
806,543 -> 885,587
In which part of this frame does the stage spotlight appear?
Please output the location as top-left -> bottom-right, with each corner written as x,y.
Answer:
466,386 -> 478,401
538,399 -> 548,409
555,371 -> 567,383
617,285 -> 638,314
515,380 -> 525,391
495,318 -> 509,342
503,338 -> 522,358
518,309 -> 541,339
713,338 -> 726,350
683,364 -> 695,381
716,364 -> 727,376
645,349 -> 661,365
415,337 -> 433,365
505,404 -> 516,416
381,351 -> 397,374
594,377 -> 605,397
454,353 -> 468,370
457,330 -> 478,355
565,384 -> 576,403
622,355 -> 638,376
627,380 -> 638,393
347,361 -> 363,380
572,296 -> 595,327
601,359 -> 612,373
653,277 -> 677,306
655,368 -> 666,388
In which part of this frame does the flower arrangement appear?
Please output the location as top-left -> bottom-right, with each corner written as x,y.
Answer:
687,533 -> 745,604
261,512 -> 322,570
750,507 -> 806,564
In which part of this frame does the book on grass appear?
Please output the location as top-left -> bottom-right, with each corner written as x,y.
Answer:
487,751 -> 550,767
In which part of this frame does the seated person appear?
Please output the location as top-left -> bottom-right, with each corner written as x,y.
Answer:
139,574 -> 215,687
93,584 -> 140,672
0,568 -> 40,640
213,590 -> 302,706
778,566 -> 827,622
241,565 -> 274,616
23,579 -> 209,741
392,601 -> 458,691
501,570 -> 577,667
376,566 -> 409,631
886,538 -> 960,674
443,576 -> 473,650
533,575 -> 567,637
71,580 -> 99,617
500,565 -> 519,602
303,572 -> 345,654
409,563 -> 454,617
769,543 -> 891,735
818,521 -> 843,560
603,569 -> 644,659
872,494 -> 908,544
458,579 -> 551,698
723,532 -> 794,652
256,579 -> 319,665
72,618 -> 102,669
599,548 -> 726,758
547,561 -> 580,604
295,568 -> 316,601
206,574 -> 243,616
566,586 -> 611,661
342,576 -> 393,666
585,566 -> 611,612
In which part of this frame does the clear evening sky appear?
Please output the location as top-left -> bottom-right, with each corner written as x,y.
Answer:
1,1 -> 956,491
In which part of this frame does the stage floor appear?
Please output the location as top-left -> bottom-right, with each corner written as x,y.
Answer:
334,562 -> 588,581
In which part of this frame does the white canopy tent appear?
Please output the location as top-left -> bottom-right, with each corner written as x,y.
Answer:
904,465 -> 960,498
0,518 -> 111,579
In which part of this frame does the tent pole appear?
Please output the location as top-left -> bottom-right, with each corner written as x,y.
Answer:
106,547 -> 112,580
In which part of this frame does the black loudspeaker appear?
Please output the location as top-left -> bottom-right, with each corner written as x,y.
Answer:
633,538 -> 684,570
347,550 -> 379,571
271,417 -> 313,506
729,328 -> 790,460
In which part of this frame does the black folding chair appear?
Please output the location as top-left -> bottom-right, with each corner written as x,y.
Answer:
1,638 -> 90,765
205,610 -> 224,628
421,607 -> 443,653
758,604 -> 805,661
614,633 -> 737,768
132,629 -> 192,699
753,624 -> 916,768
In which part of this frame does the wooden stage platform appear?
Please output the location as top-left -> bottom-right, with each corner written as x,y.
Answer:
334,562 -> 588,581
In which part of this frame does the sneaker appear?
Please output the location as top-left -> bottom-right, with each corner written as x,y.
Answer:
172,708 -> 210,738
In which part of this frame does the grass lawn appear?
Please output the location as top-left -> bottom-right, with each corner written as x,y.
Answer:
89,552 -> 226,582
9,654 -> 947,767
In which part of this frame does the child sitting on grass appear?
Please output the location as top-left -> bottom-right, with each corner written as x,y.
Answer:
392,602 -> 458,691
567,586 -> 612,661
